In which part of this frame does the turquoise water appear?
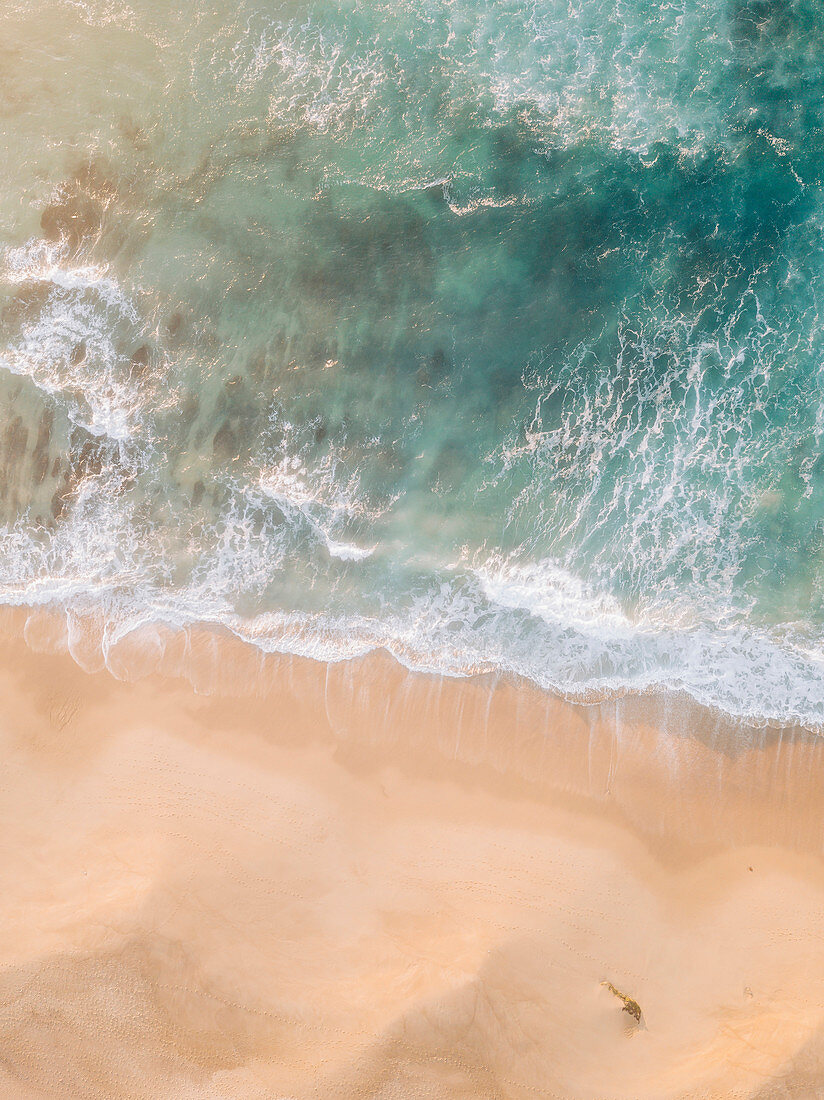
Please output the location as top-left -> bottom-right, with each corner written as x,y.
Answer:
2,0 -> 824,724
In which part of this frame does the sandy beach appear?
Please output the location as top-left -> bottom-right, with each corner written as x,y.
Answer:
0,607 -> 821,1099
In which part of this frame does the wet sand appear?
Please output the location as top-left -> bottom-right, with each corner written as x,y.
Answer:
1,607 -> 824,1098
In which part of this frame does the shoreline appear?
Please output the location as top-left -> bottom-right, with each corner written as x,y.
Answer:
2,605 -> 824,1096
9,603 -> 824,860
7,579 -> 824,734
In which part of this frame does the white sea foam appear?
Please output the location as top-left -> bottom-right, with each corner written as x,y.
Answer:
0,238 -> 152,440
484,289 -> 818,628
0,364 -> 821,728
254,414 -> 387,564
3,498 -> 824,727
223,0 -> 738,193
256,467 -> 376,563
474,556 -> 634,636
228,13 -> 388,134
443,185 -> 527,216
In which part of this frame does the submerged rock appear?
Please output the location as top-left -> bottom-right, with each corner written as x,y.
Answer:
212,419 -> 237,461
40,161 -> 116,251
130,345 -> 151,374
31,409 -> 54,487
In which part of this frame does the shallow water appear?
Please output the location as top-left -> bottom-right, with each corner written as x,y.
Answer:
2,0 -> 824,724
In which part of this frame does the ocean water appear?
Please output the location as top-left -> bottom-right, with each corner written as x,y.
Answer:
2,0 -> 824,726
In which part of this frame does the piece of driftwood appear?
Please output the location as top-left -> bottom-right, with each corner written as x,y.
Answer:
602,981 -> 642,1023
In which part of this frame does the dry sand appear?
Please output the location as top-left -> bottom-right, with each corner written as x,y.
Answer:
1,607 -> 824,1098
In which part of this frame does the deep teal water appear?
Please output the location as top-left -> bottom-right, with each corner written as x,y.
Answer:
2,0 -> 824,724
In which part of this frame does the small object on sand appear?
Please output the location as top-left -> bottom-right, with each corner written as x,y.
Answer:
603,981 -> 643,1023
